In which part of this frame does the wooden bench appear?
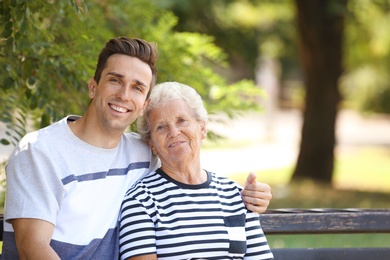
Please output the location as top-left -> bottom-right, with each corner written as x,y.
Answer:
1,209 -> 389,259
261,208 -> 390,260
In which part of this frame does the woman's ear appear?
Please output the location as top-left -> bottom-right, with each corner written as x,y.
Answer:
88,78 -> 97,99
149,140 -> 158,155
200,120 -> 207,140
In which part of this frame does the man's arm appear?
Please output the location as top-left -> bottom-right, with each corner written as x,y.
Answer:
11,218 -> 60,260
241,172 -> 272,213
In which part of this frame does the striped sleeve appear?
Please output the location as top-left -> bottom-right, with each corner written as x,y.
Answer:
244,212 -> 274,259
119,187 -> 157,260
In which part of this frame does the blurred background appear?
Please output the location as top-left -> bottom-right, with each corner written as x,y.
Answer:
1,0 -> 389,249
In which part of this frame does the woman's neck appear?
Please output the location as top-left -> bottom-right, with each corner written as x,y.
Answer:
161,163 -> 206,185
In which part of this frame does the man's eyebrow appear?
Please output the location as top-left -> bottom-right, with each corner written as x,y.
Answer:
134,79 -> 148,89
106,72 -> 124,78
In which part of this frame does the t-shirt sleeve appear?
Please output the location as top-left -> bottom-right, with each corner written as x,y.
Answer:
4,140 -> 63,226
119,187 -> 156,260
244,212 -> 274,260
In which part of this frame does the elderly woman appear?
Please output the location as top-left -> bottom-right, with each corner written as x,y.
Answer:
119,82 -> 274,260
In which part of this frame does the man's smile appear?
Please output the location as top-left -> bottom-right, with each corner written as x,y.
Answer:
110,103 -> 130,113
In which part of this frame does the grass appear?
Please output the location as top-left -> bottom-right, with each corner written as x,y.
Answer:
226,146 -> 390,249
266,234 -> 390,249
229,146 -> 390,195
334,147 -> 390,192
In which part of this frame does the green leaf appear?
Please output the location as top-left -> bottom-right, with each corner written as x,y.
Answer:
20,17 -> 27,34
3,21 -> 13,38
40,112 -> 50,128
0,139 -> 10,145
25,6 -> 30,18
3,77 -> 15,90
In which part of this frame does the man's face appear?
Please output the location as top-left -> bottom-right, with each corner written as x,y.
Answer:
88,54 -> 152,134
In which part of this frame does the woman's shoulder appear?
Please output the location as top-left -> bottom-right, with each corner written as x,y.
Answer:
208,171 -> 241,188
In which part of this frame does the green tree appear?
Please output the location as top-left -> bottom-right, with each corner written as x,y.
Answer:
0,0 -> 96,145
292,0 -> 390,183
0,0 -> 262,147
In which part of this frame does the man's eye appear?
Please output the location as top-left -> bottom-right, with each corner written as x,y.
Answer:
134,85 -> 143,92
110,78 -> 119,83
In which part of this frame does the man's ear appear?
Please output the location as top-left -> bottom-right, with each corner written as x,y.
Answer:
88,78 -> 97,99
140,98 -> 150,116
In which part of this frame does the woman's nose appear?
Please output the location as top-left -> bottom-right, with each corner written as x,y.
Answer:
168,126 -> 180,137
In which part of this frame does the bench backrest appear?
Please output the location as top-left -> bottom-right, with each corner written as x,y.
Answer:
261,208 -> 390,260
1,209 -> 389,259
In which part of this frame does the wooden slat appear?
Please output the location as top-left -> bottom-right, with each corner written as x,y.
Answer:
272,248 -> 390,260
261,209 -> 390,234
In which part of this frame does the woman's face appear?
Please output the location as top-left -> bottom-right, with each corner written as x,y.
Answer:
148,99 -> 206,167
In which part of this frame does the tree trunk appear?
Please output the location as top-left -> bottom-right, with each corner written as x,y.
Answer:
292,0 -> 347,183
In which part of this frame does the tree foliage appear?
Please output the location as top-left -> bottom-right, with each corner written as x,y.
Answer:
161,0 -> 297,83
0,0 -> 263,146
342,0 -> 390,113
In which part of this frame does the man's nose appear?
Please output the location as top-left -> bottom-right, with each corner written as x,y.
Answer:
117,86 -> 130,101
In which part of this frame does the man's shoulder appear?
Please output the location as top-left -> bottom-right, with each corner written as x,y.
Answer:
125,170 -> 159,196
122,132 -> 148,147
119,132 -> 157,167
124,131 -> 142,140
17,117 -> 69,147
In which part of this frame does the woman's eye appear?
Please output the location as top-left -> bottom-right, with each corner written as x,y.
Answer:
156,125 -> 166,131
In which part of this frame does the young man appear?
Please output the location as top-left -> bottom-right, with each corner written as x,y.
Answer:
2,37 -> 272,259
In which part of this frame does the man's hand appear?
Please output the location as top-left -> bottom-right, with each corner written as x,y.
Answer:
241,172 -> 272,213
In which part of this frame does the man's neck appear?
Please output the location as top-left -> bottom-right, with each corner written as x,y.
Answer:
68,114 -> 123,149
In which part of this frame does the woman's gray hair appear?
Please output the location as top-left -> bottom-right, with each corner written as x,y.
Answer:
137,81 -> 208,142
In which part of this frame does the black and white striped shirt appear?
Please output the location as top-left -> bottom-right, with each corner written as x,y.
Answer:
119,168 -> 274,260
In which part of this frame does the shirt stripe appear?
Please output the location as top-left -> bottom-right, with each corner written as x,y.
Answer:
61,161 -> 150,185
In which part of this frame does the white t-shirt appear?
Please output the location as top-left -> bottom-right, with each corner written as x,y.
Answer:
2,116 -> 159,259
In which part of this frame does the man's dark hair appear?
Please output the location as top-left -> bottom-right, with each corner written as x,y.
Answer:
93,37 -> 158,92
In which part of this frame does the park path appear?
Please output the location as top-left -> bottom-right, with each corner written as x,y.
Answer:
201,108 -> 390,176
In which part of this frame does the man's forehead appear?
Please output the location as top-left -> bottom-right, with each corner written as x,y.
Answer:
103,55 -> 152,84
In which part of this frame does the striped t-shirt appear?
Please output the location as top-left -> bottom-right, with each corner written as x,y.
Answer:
119,168 -> 274,260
